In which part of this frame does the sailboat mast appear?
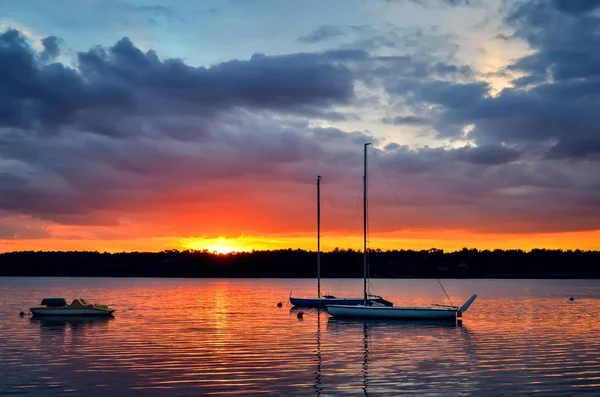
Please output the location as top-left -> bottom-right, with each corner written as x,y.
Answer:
363,143 -> 371,305
317,175 -> 322,299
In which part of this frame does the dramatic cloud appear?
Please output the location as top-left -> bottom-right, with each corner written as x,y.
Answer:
452,145 -> 520,165
553,0 -> 600,15
0,215 -> 50,239
0,29 -> 357,134
40,35 -> 60,60
1,8 -> 599,249
377,1 -> 600,162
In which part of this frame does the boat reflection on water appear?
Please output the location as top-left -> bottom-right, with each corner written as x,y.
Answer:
327,317 -> 466,328
326,317 -> 475,396
294,307 -> 474,395
362,321 -> 369,397
333,319 -> 463,396
315,308 -> 323,396
30,315 -> 114,346
30,315 -> 114,330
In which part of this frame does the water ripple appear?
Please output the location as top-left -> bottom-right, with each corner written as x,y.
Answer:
1,278 -> 600,396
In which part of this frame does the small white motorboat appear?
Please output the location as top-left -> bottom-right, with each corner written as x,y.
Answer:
30,298 -> 115,317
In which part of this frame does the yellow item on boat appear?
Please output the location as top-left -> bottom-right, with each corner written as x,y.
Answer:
69,299 -> 93,308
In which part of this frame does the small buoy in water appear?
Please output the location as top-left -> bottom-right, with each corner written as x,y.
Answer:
19,311 -> 25,317
277,302 -> 283,308
569,297 -> 575,301
297,311 -> 304,319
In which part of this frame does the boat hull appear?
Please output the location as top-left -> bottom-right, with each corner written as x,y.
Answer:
290,297 -> 391,308
326,305 -> 458,320
30,307 -> 115,316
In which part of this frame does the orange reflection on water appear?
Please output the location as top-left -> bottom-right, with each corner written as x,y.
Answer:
1,278 -> 600,395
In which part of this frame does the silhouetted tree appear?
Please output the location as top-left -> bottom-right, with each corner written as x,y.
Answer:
0,248 -> 598,278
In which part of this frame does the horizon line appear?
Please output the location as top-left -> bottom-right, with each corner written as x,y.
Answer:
2,246 -> 599,255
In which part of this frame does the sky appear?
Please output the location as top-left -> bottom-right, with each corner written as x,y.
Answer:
1,0 -> 600,253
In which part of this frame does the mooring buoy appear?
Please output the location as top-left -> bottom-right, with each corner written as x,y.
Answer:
569,297 -> 575,301
297,311 -> 304,319
19,311 -> 25,317
277,302 -> 283,308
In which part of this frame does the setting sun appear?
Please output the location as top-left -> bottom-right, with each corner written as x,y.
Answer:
181,237 -> 246,254
209,245 -> 236,255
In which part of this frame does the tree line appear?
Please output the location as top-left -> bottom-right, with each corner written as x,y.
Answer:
0,248 -> 599,278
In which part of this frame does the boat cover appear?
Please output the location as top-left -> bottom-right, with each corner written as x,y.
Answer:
40,298 -> 67,307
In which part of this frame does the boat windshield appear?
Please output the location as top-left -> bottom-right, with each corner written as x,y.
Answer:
40,298 -> 67,307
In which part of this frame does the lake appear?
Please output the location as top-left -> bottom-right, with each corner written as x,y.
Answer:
1,278 -> 599,396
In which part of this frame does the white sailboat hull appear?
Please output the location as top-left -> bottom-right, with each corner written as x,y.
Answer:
326,294 -> 477,320
326,305 -> 458,320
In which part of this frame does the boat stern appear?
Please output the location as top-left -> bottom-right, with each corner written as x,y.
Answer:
458,294 -> 478,314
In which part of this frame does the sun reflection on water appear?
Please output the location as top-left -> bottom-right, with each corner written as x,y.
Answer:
1,279 -> 599,395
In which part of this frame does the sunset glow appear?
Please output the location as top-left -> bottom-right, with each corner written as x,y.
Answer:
1,228 -> 600,254
182,237 -> 245,254
1,1 -> 599,253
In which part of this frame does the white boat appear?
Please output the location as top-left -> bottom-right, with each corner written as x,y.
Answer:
326,294 -> 478,320
290,175 -> 392,308
30,298 -> 115,316
326,143 -> 477,321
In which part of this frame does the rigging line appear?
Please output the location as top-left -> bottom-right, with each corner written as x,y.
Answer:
322,197 -> 351,250
437,278 -> 455,307
348,177 -> 363,251
373,151 -> 450,303
372,150 -> 414,232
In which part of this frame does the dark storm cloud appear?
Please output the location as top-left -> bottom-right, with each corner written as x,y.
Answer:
382,143 -> 519,168
0,28 -> 358,224
1,25 -> 599,236
388,79 -> 488,109
452,145 -> 520,165
553,0 -> 600,14
479,0 -> 600,156
378,1 -> 600,163
545,141 -> 600,160
0,29 -> 356,134
506,2 -> 600,83
372,57 -> 474,81
40,36 -> 60,60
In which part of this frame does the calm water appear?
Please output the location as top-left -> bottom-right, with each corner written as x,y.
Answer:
1,278 -> 599,396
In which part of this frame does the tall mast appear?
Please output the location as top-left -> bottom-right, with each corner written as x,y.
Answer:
363,143 -> 371,305
317,175 -> 322,298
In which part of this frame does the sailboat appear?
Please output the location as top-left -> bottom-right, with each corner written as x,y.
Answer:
290,175 -> 393,308
326,143 -> 477,320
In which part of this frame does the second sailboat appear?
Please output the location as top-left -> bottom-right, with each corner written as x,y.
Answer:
289,174 -> 392,308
